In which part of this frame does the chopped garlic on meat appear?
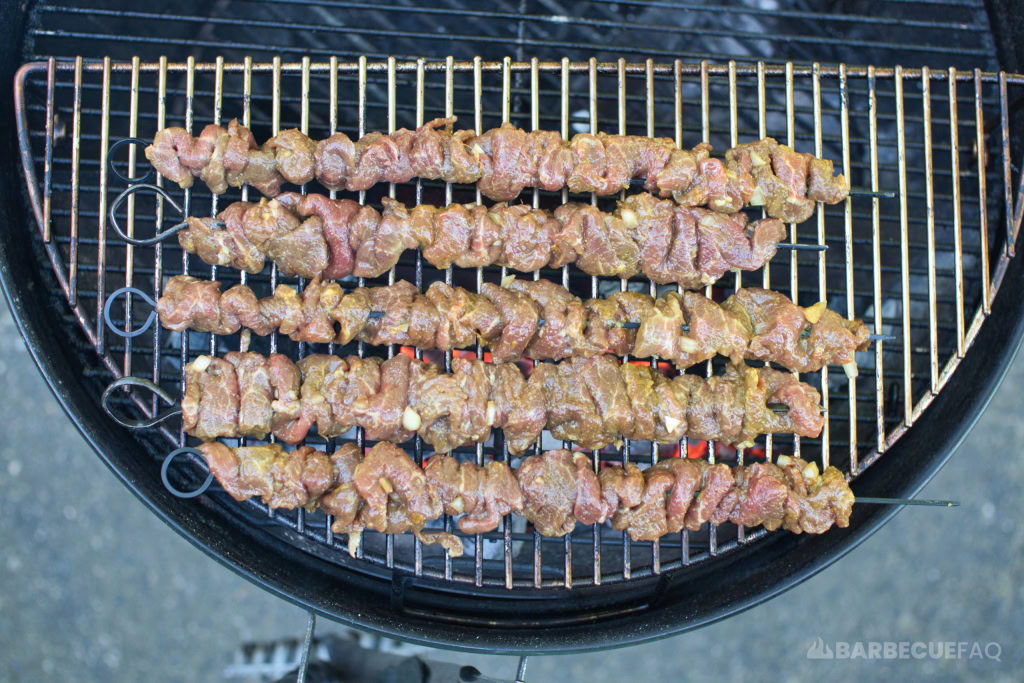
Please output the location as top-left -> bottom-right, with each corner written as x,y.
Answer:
402,406 -> 422,431
803,301 -> 827,324
802,461 -> 820,483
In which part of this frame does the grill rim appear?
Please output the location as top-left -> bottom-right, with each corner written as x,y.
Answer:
7,62 -> 1024,652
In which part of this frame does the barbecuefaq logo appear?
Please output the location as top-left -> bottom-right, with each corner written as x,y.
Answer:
807,637 -> 1001,661
807,637 -> 834,659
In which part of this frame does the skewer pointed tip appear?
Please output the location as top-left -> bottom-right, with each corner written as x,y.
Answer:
849,188 -> 896,199
776,242 -> 828,252
856,496 -> 959,507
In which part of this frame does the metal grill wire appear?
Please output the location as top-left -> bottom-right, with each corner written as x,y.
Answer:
23,0 -> 1000,71
16,57 -> 1024,589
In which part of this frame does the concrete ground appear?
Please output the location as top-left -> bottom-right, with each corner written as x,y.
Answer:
0,298 -> 1021,683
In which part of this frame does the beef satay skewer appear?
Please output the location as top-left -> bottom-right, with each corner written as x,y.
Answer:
117,276 -> 890,364
122,127 -> 889,204
102,351 -> 827,454
155,443 -> 953,560
109,184 -> 805,290
136,120 -> 878,224
101,373 -> 807,435
140,275 -> 877,375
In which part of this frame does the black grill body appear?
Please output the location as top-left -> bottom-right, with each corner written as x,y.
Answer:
3,0 -> 1024,654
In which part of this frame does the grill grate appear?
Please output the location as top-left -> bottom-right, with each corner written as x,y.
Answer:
23,1 -> 1000,70
14,57 -> 1024,590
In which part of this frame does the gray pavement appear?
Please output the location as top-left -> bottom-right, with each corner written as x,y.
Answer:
0,298 -> 1021,682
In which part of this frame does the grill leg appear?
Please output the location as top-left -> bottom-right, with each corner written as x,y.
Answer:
515,655 -> 529,682
296,612 -> 316,683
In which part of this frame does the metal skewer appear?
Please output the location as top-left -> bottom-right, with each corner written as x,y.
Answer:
849,189 -> 896,199
109,183 -> 191,246
856,496 -> 959,507
776,243 -> 828,251
101,376 -> 182,428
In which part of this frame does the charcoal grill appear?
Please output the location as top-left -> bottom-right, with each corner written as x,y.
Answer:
5,0 -> 1024,656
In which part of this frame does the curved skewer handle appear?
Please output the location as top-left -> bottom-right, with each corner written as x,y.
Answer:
108,137 -> 154,185
103,286 -> 158,338
162,447 -> 214,499
101,376 -> 182,429
109,183 -> 190,246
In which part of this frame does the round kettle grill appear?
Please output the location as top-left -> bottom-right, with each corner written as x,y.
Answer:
4,0 -> 1024,655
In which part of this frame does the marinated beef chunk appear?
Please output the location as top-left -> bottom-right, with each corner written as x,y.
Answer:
518,450 -> 581,537
352,442 -> 442,533
145,127 -> 198,188
269,128 -> 317,185
225,351 -> 274,440
268,353 -> 307,444
610,466 -> 675,541
598,462 -> 645,519
319,443 -> 365,553
157,276 -> 228,334
482,362 -> 546,455
425,456 -> 523,534
296,354 -> 351,439
506,278 -> 600,360
424,455 -> 481,518
182,355 -> 239,440
197,442 -> 333,510
529,360 -> 609,449
479,281 -> 539,362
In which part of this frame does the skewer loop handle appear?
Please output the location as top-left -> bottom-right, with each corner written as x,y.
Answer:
161,447 -> 214,499
101,376 -> 181,429
107,137 -> 154,185
109,183 -> 191,246
103,286 -> 158,338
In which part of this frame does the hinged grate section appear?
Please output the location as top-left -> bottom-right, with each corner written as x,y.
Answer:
14,57 -> 1024,590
